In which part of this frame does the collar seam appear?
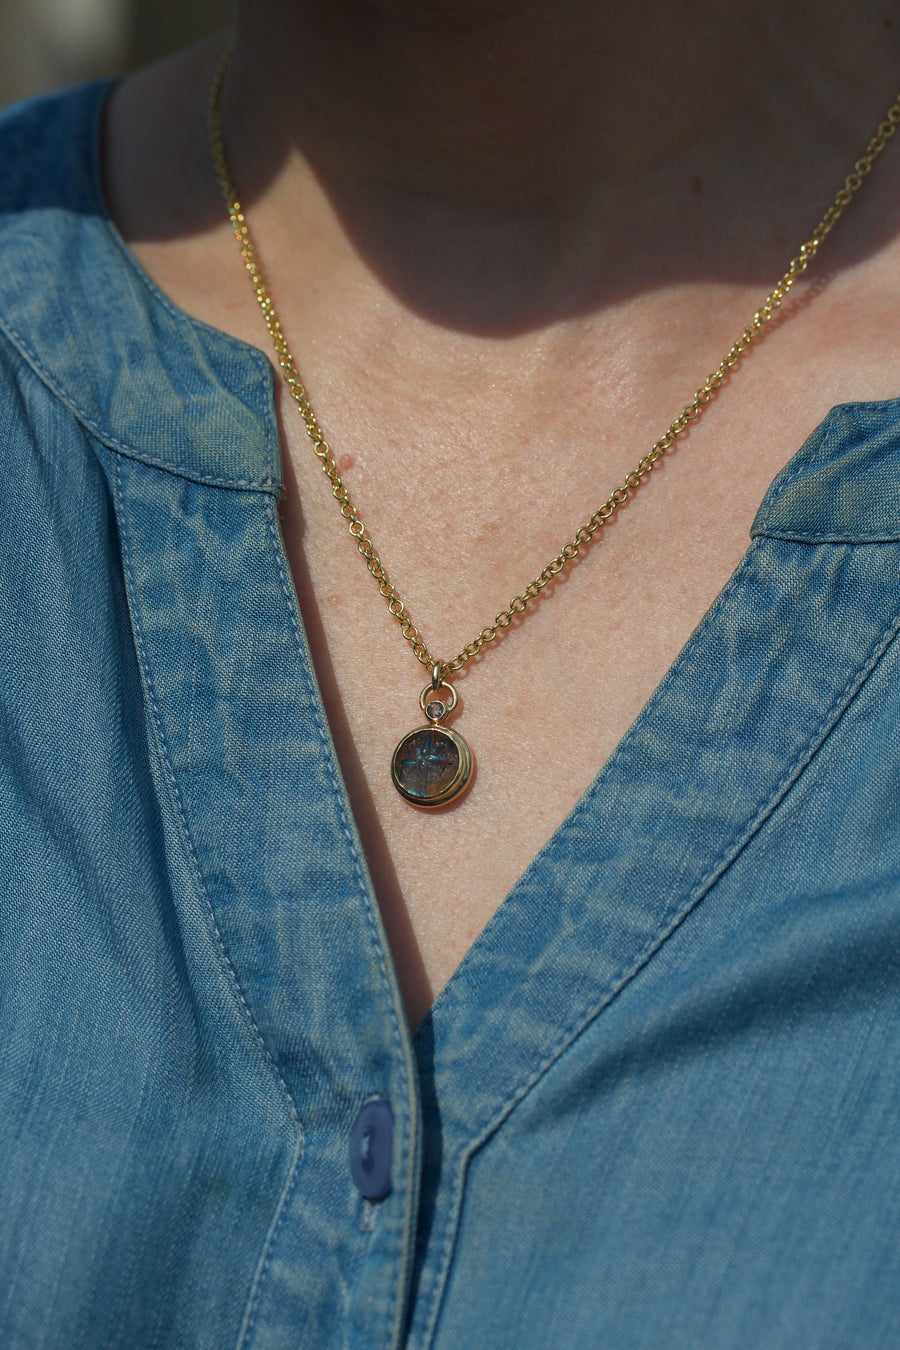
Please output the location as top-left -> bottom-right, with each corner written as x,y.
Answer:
0,314 -> 281,493
752,528 -> 900,544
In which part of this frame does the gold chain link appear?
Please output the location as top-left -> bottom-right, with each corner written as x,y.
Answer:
209,48 -> 900,681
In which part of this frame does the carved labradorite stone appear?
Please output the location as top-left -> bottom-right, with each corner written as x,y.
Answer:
391,725 -> 472,807
394,728 -> 458,798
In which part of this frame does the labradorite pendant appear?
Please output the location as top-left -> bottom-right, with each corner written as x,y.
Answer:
391,678 -> 473,808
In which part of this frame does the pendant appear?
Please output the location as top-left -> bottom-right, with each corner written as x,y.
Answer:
391,672 -> 473,808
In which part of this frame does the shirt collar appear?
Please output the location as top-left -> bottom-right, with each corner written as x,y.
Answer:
0,80 -> 282,493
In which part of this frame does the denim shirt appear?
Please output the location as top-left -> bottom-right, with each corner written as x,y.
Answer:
2,83 -> 900,1350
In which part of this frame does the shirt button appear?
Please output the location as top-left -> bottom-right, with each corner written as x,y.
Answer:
349,1099 -> 394,1201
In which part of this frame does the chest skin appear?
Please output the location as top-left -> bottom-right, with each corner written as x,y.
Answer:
266,338 -> 899,1026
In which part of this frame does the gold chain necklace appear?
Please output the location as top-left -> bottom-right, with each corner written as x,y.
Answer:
209,47 -> 900,808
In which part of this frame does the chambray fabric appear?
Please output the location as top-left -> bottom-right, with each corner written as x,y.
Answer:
1,84 -> 900,1350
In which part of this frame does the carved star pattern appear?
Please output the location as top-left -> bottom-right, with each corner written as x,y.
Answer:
396,730 -> 459,798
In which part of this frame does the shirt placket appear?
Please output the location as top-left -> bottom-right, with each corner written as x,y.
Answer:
108,442 -> 421,1350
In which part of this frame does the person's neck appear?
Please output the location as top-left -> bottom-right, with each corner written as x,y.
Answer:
232,0 -> 756,206
218,1 -> 900,333
230,1 -> 892,203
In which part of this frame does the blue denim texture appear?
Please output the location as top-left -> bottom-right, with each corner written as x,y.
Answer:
1,85 -> 900,1349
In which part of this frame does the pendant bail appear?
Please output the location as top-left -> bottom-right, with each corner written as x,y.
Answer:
420,677 -> 457,722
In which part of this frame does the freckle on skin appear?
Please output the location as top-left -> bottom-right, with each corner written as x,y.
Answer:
691,175 -> 703,195
339,454 -> 356,472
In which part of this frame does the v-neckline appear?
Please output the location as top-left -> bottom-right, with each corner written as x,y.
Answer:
276,395 -> 900,1071
70,72 -> 900,1108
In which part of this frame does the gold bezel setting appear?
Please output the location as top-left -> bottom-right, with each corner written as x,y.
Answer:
391,724 -> 473,808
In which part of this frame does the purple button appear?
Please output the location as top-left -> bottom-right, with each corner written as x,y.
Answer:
349,1099 -> 393,1201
